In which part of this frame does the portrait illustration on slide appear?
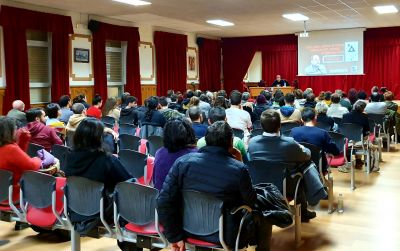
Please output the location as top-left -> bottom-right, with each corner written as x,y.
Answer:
304,54 -> 327,75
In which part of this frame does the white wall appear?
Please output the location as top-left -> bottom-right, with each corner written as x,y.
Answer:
244,51 -> 262,82
0,1 -> 206,88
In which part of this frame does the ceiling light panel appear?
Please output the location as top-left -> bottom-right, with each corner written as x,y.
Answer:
113,0 -> 151,6
206,19 -> 234,26
374,5 -> 398,14
282,13 -> 309,21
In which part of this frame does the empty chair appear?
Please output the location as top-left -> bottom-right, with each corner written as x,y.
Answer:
20,171 -> 66,228
66,130 -> 75,148
114,182 -> 166,249
118,150 -> 148,182
316,122 -> 332,131
140,125 -> 163,139
51,145 -> 71,172
248,160 -> 302,246
63,176 -> 112,250
146,136 -> 164,156
27,143 -> 44,158
232,128 -> 244,139
368,113 -> 390,152
182,190 -> 253,251
119,124 -> 137,136
119,134 -> 141,151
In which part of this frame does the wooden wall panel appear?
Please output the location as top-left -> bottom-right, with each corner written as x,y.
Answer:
70,86 -> 94,105
141,85 -> 156,104
186,84 -> 199,91
0,88 -> 5,115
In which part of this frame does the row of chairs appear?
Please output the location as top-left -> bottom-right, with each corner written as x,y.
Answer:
0,170 -> 253,251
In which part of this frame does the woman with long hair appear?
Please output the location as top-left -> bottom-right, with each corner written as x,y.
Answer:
101,97 -> 120,122
153,118 -> 197,190
138,96 -> 166,128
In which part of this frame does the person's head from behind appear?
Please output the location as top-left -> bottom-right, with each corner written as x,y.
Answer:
26,108 -> 46,124
354,100 -> 366,113
167,90 -> 174,98
121,92 -> 130,106
380,87 -> 388,94
371,86 -> 379,94
384,91 -> 394,101
188,106 -> 202,123
261,90 -> 272,101
331,93 -> 341,104
230,90 -> 242,106
0,116 -> 17,147
170,94 -> 178,103
188,96 -> 200,107
274,90 -> 283,100
146,96 -> 159,110
324,91 -> 332,101
284,93 -> 295,106
46,103 -> 61,119
293,89 -> 303,100
205,121 -> 233,150
186,91 -> 194,99
370,92 -> 381,102
12,100 -> 25,111
59,95 -> 71,108
163,118 -> 196,153
357,90 -> 367,100
256,95 -> 267,105
102,97 -> 117,117
126,96 -> 137,108
208,107 -> 226,125
306,93 -> 316,103
335,89 -> 343,98
301,108 -> 316,125
71,103 -> 86,115
159,96 -> 169,108
260,110 -> 281,133
213,96 -> 227,109
217,90 -> 227,98
348,88 -> 358,104
318,91 -> 325,101
92,94 -> 103,107
242,92 -> 250,103
315,102 -> 328,115
73,118 -> 104,151
199,94 -> 209,104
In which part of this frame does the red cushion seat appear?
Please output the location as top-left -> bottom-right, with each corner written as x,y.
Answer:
125,222 -> 163,235
186,238 -> 221,248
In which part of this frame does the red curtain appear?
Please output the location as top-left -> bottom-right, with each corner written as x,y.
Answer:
90,21 -> 141,103
198,38 -> 221,91
154,31 -> 188,96
0,6 -> 73,113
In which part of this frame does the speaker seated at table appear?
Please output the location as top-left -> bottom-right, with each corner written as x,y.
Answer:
271,74 -> 289,87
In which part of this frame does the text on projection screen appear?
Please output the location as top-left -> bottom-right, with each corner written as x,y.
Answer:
298,28 -> 364,76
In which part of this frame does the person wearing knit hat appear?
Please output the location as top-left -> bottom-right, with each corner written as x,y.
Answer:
254,95 -> 270,120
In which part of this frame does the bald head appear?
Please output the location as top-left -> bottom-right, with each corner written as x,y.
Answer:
12,100 -> 25,111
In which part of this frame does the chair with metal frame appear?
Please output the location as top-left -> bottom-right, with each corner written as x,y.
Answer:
113,182 -> 167,250
63,176 -> 113,251
368,113 -> 391,152
118,150 -> 152,185
248,160 -> 302,247
146,135 -> 164,156
51,144 -> 71,172
281,122 -> 301,133
66,131 -> 75,148
101,116 -> 116,128
119,134 -> 141,152
119,124 -> 137,136
0,170 -> 24,222
299,142 -> 334,214
182,190 -> 253,251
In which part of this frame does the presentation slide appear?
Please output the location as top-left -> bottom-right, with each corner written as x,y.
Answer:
298,28 -> 364,76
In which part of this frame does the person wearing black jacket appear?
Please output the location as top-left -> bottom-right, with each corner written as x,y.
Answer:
64,118 -> 132,234
138,96 -> 166,128
119,96 -> 139,125
157,121 -> 272,251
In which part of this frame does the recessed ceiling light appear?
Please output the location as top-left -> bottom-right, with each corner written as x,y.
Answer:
206,20 -> 234,27
282,13 -> 309,21
374,5 -> 398,14
113,0 -> 151,6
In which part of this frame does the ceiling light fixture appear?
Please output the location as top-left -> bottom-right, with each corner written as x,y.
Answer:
374,5 -> 398,14
112,0 -> 152,6
282,13 -> 309,21
206,19 -> 234,27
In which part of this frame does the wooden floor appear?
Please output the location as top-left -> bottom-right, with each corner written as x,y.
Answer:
1,145 -> 400,251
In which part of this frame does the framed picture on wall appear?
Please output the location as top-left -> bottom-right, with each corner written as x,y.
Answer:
187,47 -> 198,80
74,48 -> 90,63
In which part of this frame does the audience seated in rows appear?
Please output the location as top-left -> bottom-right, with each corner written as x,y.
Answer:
7,100 -> 27,127
59,95 -> 73,124
327,93 -> 349,119
25,108 -> 63,152
197,107 -> 248,162
277,93 -> 302,124
303,93 -> 317,109
153,118 -> 197,190
365,92 -> 387,115
158,96 -> 183,121
86,94 -> 103,120
157,121 -> 272,251
0,116 -> 41,203
248,109 -> 316,222
64,118 -> 132,234
168,94 -> 183,112
343,100 -> 370,137
188,106 -> 208,138
102,97 -> 120,123
73,94 -> 90,109
335,89 -> 352,111
291,108 -> 340,173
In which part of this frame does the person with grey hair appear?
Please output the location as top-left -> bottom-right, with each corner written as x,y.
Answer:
335,89 -> 352,111
241,92 -> 251,105
315,102 -> 334,130
7,100 -> 27,127
66,103 -> 87,132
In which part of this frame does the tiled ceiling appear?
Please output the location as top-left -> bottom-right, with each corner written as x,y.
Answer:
12,0 -> 400,37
